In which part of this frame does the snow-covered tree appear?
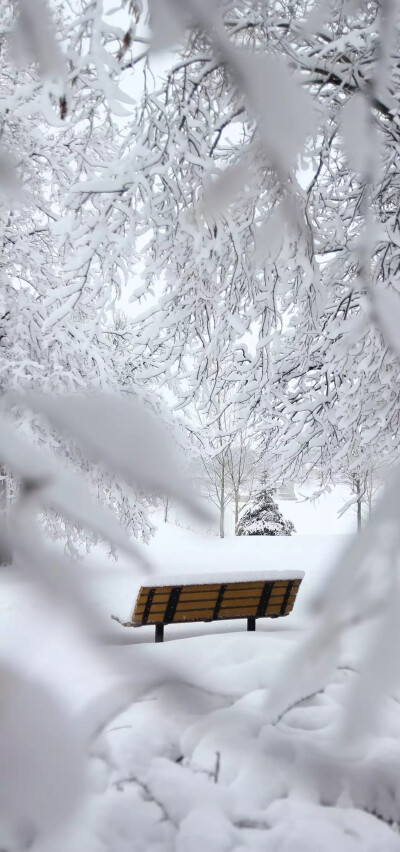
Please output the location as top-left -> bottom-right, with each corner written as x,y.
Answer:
12,1 -> 396,511
225,426 -> 259,529
187,381 -> 260,536
236,487 -> 295,536
190,398 -> 233,539
62,0 -> 400,496
0,0 -> 162,551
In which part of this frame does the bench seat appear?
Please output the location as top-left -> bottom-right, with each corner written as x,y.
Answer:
130,571 -> 304,641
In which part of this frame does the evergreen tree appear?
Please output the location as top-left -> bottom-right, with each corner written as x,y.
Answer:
236,489 -> 295,537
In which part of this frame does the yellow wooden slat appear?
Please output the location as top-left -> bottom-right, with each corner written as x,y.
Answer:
151,591 -> 173,601
134,595 -> 221,615
173,609 -> 214,622
222,589 -> 262,600
175,600 -> 219,613
135,593 -> 150,607
218,596 -> 261,606
217,605 -> 259,618
179,590 -> 221,600
148,605 -> 168,618
134,597 -> 168,610
265,604 -> 285,615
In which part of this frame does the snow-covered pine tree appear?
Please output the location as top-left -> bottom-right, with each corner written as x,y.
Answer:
236,488 -> 295,537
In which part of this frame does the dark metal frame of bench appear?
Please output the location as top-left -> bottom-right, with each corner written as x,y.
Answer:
130,577 -> 302,642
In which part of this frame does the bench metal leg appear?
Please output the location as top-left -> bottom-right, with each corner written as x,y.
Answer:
155,623 -> 164,643
247,616 -> 256,632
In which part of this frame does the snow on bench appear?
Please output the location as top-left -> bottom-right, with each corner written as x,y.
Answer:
122,570 -> 304,642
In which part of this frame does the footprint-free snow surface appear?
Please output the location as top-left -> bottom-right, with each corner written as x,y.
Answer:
2,528 -> 400,851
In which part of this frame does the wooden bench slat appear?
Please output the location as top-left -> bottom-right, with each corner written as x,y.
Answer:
136,583 -> 296,604
225,582 -> 267,591
173,609 -> 216,621
179,590 -> 220,600
217,606 -> 259,617
132,599 -> 297,624
267,604 -> 287,615
134,595 -> 219,613
133,590 -> 297,618
150,592 -> 173,602
134,596 -> 295,616
222,589 -> 269,601
130,576 -> 303,634
175,600 -> 219,613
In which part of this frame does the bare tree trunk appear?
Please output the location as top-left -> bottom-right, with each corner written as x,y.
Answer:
219,461 -> 225,539
234,490 -> 239,532
355,477 -> 362,533
219,505 -> 225,539
0,467 -> 7,515
163,496 -> 170,523
367,472 -> 373,518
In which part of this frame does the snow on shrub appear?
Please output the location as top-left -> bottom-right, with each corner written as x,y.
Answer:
236,488 -> 295,537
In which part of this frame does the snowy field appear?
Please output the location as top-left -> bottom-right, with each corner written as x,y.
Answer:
2,508 -> 400,852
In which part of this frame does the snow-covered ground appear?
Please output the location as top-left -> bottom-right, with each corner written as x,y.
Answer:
278,481 -> 357,535
2,520 -> 400,851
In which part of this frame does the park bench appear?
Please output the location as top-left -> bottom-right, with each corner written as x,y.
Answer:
126,571 -> 304,642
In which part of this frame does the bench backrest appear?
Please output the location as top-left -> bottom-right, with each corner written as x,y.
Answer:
132,577 -> 302,626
